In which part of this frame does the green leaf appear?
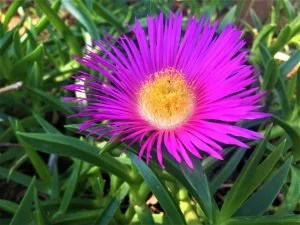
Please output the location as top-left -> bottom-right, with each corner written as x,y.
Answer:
16,132 -> 134,183
129,141 -> 230,221
50,165 -> 60,200
287,71 -> 298,100
34,0 -> 81,55
272,115 -> 300,160
127,151 -> 186,225
99,139 -> 121,155
95,183 -> 129,225
11,119 -> 52,187
8,154 -> 27,181
51,209 -> 101,225
289,15 -> 300,38
0,116 -> 36,142
202,150 -> 234,172
3,0 -> 25,27
222,138 -> 286,220
35,0 -> 61,35
135,142 -> 217,222
262,58 -> 279,91
250,9 -> 262,30
180,157 -> 213,222
25,87 -> 73,115
277,166 -> 300,214
0,200 -> 18,214
275,77 -> 291,119
237,139 -> 286,215
253,140 -> 286,177
220,126 -> 272,221
270,25 -> 291,55
41,198 -> 101,211
136,143 -> 224,222
0,148 -> 24,164
222,215 -> 300,225
297,69 -> 300,107
64,124 -> 80,133
252,24 -> 276,50
53,160 -> 81,218
11,44 -> 44,77
280,49 -> 300,77
219,6 -> 236,31
9,177 -> 35,225
34,189 -> 50,225
94,3 -> 124,31
236,156 -> 292,216
24,28 -> 37,50
62,0 -> 99,39
258,43 -> 272,68
134,205 -> 155,225
0,30 -> 14,53
13,30 -> 23,59
28,62 -> 42,88
0,166 -> 47,193
210,150 -> 245,194
282,0 -> 296,19
34,113 -> 61,134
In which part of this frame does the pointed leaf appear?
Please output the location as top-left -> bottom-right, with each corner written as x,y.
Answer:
180,157 -> 213,222
250,9 -> 262,30
3,0 -> 25,27
10,177 -> 35,225
16,132 -> 134,183
11,119 -> 51,187
277,166 -> 300,214
95,183 -> 129,225
282,0 -> 297,19
252,24 -> 276,50
25,87 -> 73,115
275,77 -> 291,119
34,113 -> 60,134
220,126 -> 272,221
236,156 -> 292,216
210,150 -> 245,194
127,151 -> 186,225
258,44 -> 272,67
272,115 -> 300,160
62,0 -> 99,39
0,166 -> 47,193
34,0 -> 81,54
222,215 -> 300,225
280,49 -> 300,77
270,26 -> 291,55
11,44 -> 44,76
262,58 -> 279,91
94,3 -> 124,30
34,189 -> 50,225
53,160 -> 81,218
0,200 -> 18,214
219,6 -> 236,31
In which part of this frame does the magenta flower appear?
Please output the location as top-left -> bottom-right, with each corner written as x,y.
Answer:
65,13 -> 269,168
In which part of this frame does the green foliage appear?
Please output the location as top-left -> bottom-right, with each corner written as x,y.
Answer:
0,0 -> 299,224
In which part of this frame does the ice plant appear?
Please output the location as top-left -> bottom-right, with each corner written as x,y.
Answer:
65,13 -> 269,168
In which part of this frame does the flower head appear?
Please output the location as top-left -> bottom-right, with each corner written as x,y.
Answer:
65,13 -> 269,168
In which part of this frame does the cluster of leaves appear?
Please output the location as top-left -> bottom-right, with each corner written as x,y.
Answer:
0,0 -> 299,224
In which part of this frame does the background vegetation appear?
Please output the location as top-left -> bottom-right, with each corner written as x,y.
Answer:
0,0 -> 299,224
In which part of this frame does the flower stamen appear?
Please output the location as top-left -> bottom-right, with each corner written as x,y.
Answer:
139,68 -> 194,129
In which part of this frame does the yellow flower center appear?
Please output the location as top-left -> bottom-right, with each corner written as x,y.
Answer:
139,68 -> 194,129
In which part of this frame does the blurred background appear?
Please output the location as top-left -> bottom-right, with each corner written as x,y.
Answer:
0,1 -> 299,225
